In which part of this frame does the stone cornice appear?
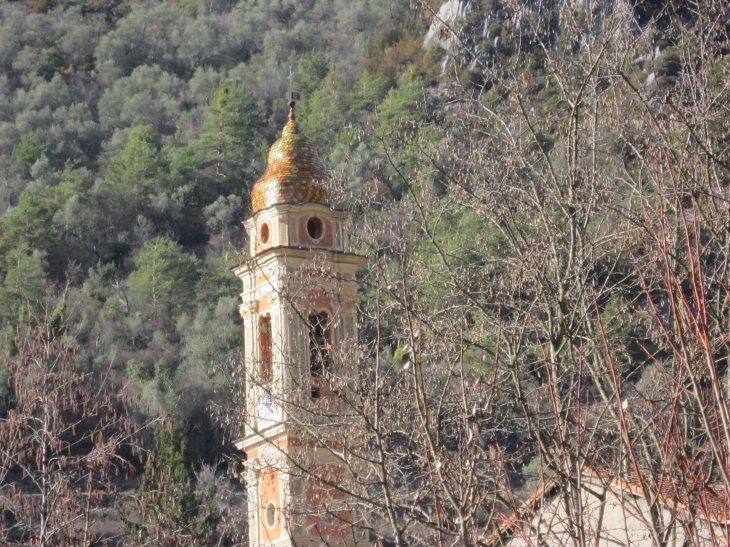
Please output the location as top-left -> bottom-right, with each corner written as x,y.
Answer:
232,247 -> 366,277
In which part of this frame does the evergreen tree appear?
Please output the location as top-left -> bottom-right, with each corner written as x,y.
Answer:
104,126 -> 165,198
11,132 -> 47,176
127,237 -> 200,330
296,51 -> 330,98
191,81 -> 262,195
0,167 -> 82,289
127,426 -> 223,547
0,246 -> 47,327
299,63 -> 348,152
101,125 -> 168,237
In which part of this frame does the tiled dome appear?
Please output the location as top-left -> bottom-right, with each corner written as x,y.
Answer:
250,102 -> 328,212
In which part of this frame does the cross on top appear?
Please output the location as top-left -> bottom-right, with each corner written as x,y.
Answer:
288,66 -> 300,101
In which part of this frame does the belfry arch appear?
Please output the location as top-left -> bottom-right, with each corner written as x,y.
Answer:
308,310 -> 331,377
258,313 -> 273,383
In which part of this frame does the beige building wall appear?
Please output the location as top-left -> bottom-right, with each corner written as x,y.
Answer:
235,201 -> 368,547
506,474 -> 725,547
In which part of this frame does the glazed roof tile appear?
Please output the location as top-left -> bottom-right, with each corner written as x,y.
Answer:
250,102 -> 328,212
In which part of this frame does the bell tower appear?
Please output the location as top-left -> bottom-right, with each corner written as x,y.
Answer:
233,101 -> 367,547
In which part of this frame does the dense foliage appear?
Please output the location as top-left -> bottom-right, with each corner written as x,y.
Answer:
0,0 -> 419,462
0,0 -> 422,540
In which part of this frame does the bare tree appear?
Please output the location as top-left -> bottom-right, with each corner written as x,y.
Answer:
0,318 -> 147,546
218,1 -> 730,546
124,424 -> 248,547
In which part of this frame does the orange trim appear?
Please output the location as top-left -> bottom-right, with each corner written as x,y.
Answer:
307,291 -> 333,313
260,468 -> 282,540
479,473 -> 560,546
583,467 -> 730,525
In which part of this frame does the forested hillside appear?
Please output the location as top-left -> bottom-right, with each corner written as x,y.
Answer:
0,0 -> 419,456
1,0 -> 730,544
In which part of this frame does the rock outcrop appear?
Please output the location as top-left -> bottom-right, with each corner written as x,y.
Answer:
422,0 -> 476,51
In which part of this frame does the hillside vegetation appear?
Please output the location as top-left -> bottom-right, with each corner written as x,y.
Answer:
0,0 -> 418,455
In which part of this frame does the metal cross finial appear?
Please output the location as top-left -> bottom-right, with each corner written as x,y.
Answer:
287,66 -> 300,121
288,66 -> 300,102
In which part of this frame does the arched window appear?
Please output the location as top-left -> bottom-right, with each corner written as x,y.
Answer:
308,312 -> 331,378
259,314 -> 273,383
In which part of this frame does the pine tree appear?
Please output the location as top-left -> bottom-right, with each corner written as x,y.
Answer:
126,426 -> 223,547
103,126 -> 164,203
191,81 -> 262,194
127,237 -> 200,330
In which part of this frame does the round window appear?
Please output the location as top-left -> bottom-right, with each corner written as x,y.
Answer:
320,510 -> 335,524
265,501 -> 277,529
306,217 -> 323,240
260,223 -> 270,245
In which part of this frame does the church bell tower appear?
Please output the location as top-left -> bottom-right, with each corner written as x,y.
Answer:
233,100 -> 367,547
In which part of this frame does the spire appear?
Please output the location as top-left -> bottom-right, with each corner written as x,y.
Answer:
250,101 -> 328,213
